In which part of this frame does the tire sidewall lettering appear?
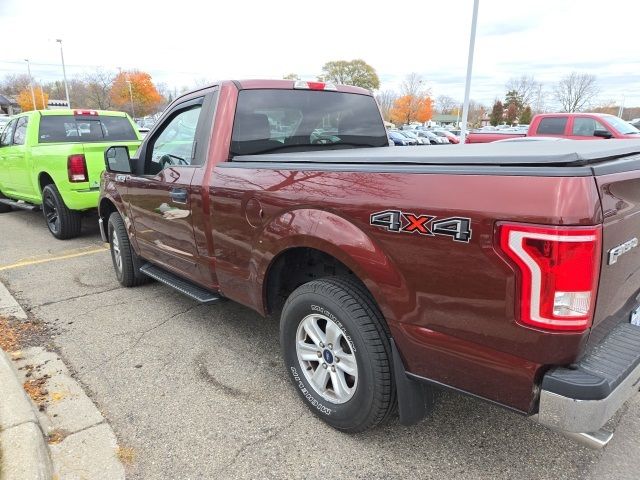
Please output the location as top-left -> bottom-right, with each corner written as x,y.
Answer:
290,366 -> 332,415
309,304 -> 356,353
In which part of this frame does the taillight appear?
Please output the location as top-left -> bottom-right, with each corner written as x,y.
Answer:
498,223 -> 601,332
67,154 -> 88,182
293,80 -> 338,91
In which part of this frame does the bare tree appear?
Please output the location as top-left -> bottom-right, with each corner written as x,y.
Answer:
0,74 -> 31,97
554,72 -> 599,112
401,73 -> 427,97
375,90 -> 398,121
505,75 -> 541,108
435,95 -> 458,114
83,69 -> 115,109
466,100 -> 486,128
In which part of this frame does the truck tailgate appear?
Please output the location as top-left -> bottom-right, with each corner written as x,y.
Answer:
80,141 -> 140,188
590,166 -> 640,348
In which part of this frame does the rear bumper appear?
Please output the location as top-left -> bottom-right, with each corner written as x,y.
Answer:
62,187 -> 99,211
537,323 -> 640,433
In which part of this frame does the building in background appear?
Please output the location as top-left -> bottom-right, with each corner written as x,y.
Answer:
0,94 -> 20,115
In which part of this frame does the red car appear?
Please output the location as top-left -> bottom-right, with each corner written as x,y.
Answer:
466,113 -> 640,143
99,80 -> 640,447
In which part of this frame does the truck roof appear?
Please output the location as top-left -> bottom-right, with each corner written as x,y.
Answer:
36,109 -> 129,117
175,79 -> 373,105
232,79 -> 372,95
233,140 -> 640,167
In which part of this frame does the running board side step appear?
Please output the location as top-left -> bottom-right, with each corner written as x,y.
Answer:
0,198 -> 40,211
139,263 -> 223,305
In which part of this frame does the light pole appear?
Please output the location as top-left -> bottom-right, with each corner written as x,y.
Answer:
126,79 -> 135,118
459,0 -> 480,144
56,39 -> 71,108
24,59 -> 37,111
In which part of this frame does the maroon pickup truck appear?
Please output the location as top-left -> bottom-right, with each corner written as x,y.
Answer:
99,79 -> 640,447
466,112 -> 640,143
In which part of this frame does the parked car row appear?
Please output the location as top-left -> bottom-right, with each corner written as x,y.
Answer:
387,125 -> 460,146
401,124 -> 460,144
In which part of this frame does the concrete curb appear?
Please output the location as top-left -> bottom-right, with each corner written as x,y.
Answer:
0,349 -> 53,480
0,282 -> 27,320
13,347 -> 127,480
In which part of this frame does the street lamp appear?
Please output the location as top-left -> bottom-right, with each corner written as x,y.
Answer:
126,79 -> 135,118
56,39 -> 71,108
459,0 -> 480,143
24,59 -> 37,111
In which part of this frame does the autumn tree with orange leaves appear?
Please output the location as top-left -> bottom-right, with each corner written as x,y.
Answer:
110,70 -> 163,117
389,95 -> 433,125
16,87 -> 49,111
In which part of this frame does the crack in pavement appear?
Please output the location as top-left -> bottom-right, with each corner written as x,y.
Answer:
35,286 -> 123,308
84,304 -> 201,373
216,417 -> 299,475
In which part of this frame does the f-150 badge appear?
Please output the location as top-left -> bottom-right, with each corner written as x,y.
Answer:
608,238 -> 638,265
370,210 -> 472,243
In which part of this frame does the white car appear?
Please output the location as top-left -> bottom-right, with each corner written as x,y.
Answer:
0,115 -> 10,134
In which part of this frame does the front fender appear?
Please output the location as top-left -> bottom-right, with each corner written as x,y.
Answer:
254,208 -> 408,325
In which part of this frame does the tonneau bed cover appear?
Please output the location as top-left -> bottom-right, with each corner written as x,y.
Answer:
233,140 -> 640,167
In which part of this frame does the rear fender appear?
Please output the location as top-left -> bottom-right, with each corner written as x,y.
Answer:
255,208 -> 407,326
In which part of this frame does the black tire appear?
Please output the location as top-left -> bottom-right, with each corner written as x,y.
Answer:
280,276 -> 395,432
41,184 -> 82,239
107,212 -> 149,287
0,190 -> 13,213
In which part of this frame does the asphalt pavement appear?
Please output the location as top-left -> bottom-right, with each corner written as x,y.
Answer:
1,208 -> 638,480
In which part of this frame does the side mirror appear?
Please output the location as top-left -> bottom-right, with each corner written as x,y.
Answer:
104,146 -> 132,173
593,129 -> 613,139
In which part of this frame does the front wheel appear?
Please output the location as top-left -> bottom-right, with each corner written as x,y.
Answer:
280,276 -> 395,432
0,191 -> 12,213
41,184 -> 82,239
108,212 -> 149,287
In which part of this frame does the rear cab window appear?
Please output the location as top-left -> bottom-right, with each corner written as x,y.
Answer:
38,115 -> 138,143
536,117 -> 568,135
230,89 -> 387,157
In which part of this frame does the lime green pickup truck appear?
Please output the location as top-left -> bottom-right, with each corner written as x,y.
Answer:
0,109 -> 141,239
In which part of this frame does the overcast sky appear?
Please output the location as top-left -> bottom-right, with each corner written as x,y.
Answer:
1,0 -> 639,108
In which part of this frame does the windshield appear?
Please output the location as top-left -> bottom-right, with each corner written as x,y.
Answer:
230,89 -> 387,156
602,115 -> 640,135
38,115 -> 138,143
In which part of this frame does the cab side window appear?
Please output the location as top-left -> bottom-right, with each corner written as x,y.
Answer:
145,102 -> 203,175
12,117 -> 28,145
0,119 -> 17,147
536,117 -> 567,135
572,118 -> 609,137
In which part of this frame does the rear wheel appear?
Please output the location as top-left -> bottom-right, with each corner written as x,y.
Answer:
108,212 -> 148,287
0,191 -> 12,213
41,184 -> 82,239
280,276 -> 395,432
